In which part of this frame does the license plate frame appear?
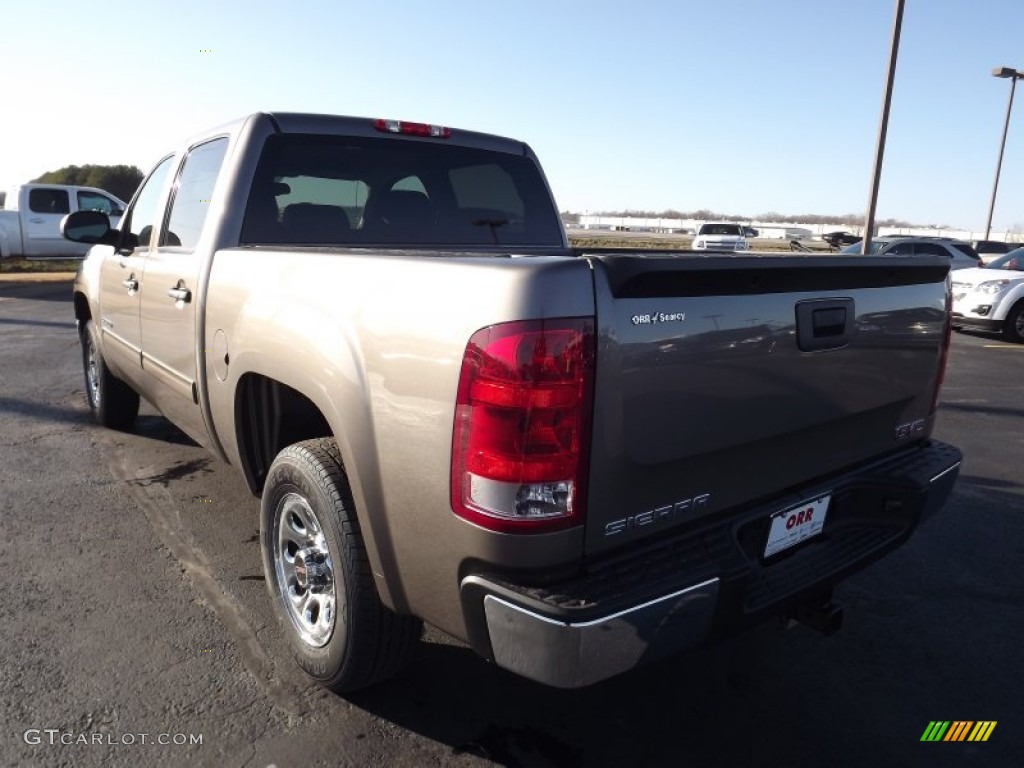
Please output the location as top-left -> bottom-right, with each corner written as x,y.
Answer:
764,494 -> 831,558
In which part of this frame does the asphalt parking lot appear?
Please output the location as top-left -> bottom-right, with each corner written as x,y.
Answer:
0,277 -> 1020,768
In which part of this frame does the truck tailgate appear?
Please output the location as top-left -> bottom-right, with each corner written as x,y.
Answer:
583,253 -> 951,555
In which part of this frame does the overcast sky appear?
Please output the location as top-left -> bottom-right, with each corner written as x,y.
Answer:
4,0 -> 1024,231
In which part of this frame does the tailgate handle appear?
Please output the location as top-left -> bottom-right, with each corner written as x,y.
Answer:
796,298 -> 854,352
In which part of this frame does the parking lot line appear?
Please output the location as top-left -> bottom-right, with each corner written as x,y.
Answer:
982,344 -> 1024,349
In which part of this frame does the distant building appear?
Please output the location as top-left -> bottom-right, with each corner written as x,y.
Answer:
574,214 -> 1019,243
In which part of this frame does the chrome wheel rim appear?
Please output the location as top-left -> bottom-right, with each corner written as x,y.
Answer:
273,492 -> 336,648
1015,312 -> 1024,337
86,337 -> 101,407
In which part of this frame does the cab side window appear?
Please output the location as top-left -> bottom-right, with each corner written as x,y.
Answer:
28,188 -> 70,214
162,138 -> 229,250
122,156 -> 175,251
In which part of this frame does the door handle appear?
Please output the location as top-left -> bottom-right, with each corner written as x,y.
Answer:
122,277 -> 138,292
167,287 -> 192,303
29,217 -> 44,224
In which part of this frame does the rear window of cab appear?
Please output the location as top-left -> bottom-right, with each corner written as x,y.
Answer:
240,134 -> 563,248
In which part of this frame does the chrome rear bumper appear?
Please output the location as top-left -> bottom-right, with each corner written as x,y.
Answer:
476,578 -> 718,688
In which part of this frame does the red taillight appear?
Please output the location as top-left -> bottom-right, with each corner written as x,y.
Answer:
451,318 -> 595,533
930,283 -> 953,415
372,118 -> 451,139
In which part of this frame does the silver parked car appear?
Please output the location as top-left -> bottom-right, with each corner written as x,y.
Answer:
841,237 -> 981,270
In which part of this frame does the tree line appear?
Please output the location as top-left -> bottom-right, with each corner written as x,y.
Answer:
31,164 -> 144,205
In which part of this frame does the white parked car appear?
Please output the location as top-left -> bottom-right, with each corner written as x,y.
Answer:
691,222 -> 748,251
951,249 -> 1024,342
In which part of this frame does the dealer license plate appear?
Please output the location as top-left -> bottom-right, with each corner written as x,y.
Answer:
764,494 -> 830,558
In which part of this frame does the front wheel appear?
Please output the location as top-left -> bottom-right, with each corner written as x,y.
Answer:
261,438 -> 422,693
1003,301 -> 1024,343
81,319 -> 139,429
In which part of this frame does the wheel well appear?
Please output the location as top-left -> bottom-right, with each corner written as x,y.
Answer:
235,374 -> 333,494
73,292 -> 91,330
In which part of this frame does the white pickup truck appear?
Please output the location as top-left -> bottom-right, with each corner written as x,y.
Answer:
691,222 -> 750,251
0,183 -> 125,258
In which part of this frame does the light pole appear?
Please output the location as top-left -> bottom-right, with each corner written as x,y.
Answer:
862,0 -> 905,255
984,66 -> 1024,241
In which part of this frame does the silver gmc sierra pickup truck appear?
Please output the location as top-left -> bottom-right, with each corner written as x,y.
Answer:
64,112 -> 962,691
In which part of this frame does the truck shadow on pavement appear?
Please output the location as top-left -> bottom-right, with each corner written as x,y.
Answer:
0,316 -> 77,329
0,396 -> 201,453
0,395 -> 90,424
347,626 -> 786,768
132,414 -> 201,447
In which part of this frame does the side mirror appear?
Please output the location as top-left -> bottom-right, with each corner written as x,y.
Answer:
61,210 -> 119,245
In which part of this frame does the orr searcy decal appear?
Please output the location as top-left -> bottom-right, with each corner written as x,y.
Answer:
631,311 -> 686,326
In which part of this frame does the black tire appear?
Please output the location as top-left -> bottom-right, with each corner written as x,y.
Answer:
261,438 -> 422,693
1002,301 -> 1024,343
81,319 -> 140,429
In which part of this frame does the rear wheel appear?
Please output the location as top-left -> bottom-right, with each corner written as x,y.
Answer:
261,438 -> 422,693
1003,301 -> 1024,343
81,319 -> 139,429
